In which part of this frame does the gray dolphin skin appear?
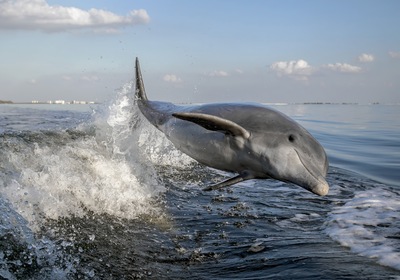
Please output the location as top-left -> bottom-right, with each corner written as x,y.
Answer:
135,58 -> 329,196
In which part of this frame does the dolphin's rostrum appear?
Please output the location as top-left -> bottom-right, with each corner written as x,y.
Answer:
135,58 -> 329,196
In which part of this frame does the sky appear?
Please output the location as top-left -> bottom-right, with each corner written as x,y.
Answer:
0,0 -> 400,104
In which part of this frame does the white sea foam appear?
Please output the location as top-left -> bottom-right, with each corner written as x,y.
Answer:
1,82 -> 183,227
325,188 -> 400,270
5,140 -> 161,222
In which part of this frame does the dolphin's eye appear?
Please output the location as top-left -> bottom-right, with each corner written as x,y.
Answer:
288,134 -> 295,142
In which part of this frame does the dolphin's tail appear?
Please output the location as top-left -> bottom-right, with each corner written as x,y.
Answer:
135,57 -> 148,101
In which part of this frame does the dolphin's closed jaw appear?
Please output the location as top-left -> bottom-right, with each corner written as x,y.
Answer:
293,148 -> 329,196
310,179 -> 329,196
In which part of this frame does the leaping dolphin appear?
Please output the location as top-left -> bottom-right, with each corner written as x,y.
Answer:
134,58 -> 329,196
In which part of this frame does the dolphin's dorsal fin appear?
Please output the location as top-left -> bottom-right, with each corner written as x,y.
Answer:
135,57 -> 148,101
172,112 -> 250,139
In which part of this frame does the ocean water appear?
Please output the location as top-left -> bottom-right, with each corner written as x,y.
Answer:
1,83 -> 399,279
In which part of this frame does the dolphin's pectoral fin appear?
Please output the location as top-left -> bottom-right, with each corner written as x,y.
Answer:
203,171 -> 255,191
203,175 -> 244,191
172,112 -> 250,139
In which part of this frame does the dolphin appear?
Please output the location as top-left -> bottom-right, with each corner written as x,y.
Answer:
134,58 -> 329,196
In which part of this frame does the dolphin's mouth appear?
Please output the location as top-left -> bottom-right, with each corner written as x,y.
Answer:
294,149 -> 329,196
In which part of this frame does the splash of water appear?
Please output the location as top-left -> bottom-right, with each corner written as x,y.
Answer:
1,82 -> 187,229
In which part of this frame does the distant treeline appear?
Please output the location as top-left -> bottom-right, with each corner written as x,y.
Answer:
0,100 -> 13,104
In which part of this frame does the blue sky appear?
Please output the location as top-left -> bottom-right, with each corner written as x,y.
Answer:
1,0 -> 399,103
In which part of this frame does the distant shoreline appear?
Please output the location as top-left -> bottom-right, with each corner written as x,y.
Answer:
1,100 -> 398,106
0,100 -> 100,105
0,100 -> 13,104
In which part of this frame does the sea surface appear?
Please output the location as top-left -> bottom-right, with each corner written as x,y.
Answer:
1,83 -> 399,279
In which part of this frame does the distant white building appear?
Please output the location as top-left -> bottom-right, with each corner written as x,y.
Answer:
72,100 -> 87,104
30,99 -> 95,105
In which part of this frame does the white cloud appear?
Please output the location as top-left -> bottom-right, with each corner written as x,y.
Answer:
28,78 -> 37,84
270,59 -> 313,81
358,53 -> 374,63
81,75 -> 99,82
325,63 -> 362,73
163,74 -> 182,83
62,75 -> 72,81
0,0 -> 150,33
208,70 -> 229,77
389,51 -> 400,59
270,59 -> 364,80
